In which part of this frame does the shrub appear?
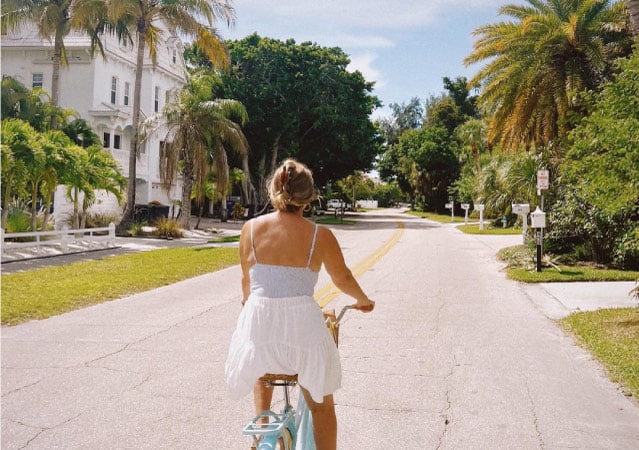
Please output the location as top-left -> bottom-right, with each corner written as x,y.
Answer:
85,212 -> 120,228
153,218 -> 183,239
127,220 -> 147,237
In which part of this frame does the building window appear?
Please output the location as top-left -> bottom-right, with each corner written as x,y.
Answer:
113,134 -> 121,150
124,82 -> 130,106
154,86 -> 160,112
172,48 -> 177,64
103,132 -> 111,148
32,73 -> 43,88
111,77 -> 118,104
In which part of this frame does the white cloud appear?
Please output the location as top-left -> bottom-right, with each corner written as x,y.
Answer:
347,52 -> 385,88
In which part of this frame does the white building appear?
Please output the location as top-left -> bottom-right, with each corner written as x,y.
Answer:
1,22 -> 185,225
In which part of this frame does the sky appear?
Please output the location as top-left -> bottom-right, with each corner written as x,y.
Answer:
218,0 -> 523,120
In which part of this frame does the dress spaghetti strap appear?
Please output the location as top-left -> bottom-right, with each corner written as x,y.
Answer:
250,220 -> 258,263
306,224 -> 319,267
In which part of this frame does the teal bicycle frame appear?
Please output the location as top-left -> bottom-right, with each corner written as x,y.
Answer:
242,306 -> 353,450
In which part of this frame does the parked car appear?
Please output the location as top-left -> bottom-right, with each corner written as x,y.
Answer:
326,199 -> 344,209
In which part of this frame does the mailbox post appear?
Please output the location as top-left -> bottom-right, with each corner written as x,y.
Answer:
474,204 -> 485,230
531,207 -> 546,272
445,202 -> 454,222
512,203 -> 530,244
461,203 -> 470,224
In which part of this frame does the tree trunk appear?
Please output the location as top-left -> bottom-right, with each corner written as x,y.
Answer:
180,160 -> 194,230
73,188 -> 80,229
2,179 -> 12,229
117,29 -> 146,233
50,24 -> 64,129
241,153 -> 257,205
30,187 -> 39,231
628,0 -> 639,36
269,137 -> 280,179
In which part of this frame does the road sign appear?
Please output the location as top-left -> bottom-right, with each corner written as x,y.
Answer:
537,170 -> 549,190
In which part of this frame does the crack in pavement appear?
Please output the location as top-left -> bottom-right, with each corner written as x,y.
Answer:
436,354 -> 458,450
523,374 -> 546,448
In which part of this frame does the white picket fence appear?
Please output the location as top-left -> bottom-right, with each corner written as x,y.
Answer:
1,223 -> 117,262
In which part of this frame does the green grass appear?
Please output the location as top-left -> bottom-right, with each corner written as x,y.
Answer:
208,234 -> 241,243
560,308 -> 639,399
498,245 -> 639,282
1,247 -> 239,325
406,210 -> 466,223
316,216 -> 356,225
457,223 -> 523,235
507,267 -> 639,282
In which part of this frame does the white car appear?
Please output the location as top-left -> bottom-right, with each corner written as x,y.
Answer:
326,199 -> 344,209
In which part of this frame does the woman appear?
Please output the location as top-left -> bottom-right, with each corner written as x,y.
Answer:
225,159 -> 375,450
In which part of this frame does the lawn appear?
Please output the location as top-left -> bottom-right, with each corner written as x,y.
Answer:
406,210 -> 466,223
457,223 -> 523,235
1,247 -> 239,325
561,308 -> 639,399
316,216 -> 356,225
498,245 -> 639,282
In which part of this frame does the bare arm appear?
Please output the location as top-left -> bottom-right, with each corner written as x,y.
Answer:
319,227 -> 375,312
239,221 -> 252,305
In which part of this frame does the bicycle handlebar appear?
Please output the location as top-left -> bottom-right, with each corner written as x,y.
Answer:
336,305 -> 354,323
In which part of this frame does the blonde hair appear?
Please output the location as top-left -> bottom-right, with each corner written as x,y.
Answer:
268,159 -> 315,212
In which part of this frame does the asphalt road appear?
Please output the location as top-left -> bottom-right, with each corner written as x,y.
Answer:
2,209 -> 638,449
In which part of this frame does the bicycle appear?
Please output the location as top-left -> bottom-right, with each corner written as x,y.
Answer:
242,305 -> 353,450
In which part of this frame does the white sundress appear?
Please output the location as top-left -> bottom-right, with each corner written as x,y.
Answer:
225,220 -> 342,403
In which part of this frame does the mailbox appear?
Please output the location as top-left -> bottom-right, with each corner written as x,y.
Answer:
530,206 -> 546,228
512,203 -> 530,215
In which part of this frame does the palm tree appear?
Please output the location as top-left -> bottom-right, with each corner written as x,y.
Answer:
1,0 -> 107,129
1,119 -> 44,229
151,73 -> 249,229
465,0 -> 632,151
107,0 -> 234,232
627,0 -> 639,35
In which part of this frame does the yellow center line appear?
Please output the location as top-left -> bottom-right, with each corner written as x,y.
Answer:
315,221 -> 405,308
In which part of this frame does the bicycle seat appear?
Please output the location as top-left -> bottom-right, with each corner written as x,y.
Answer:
260,374 -> 298,384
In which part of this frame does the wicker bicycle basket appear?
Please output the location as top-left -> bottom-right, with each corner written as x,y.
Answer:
322,308 -> 340,347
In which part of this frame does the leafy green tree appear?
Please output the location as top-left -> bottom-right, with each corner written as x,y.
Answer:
151,73 -> 249,228
372,182 -> 404,207
548,50 -> 639,268
376,97 -> 424,146
465,0 -> 633,151
394,127 -> 460,212
1,119 -> 44,229
216,34 -> 381,201
109,0 -> 234,231
335,172 -> 374,210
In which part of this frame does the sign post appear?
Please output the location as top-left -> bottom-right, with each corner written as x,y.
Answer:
512,203 -> 530,244
461,203 -> 470,224
445,202 -> 454,222
531,207 -> 546,272
474,204 -> 485,230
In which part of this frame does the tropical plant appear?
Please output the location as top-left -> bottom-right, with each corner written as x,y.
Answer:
548,50 -> 639,268
465,0 -> 633,151
1,0 -> 108,129
149,73 -> 249,229
109,0 -> 235,232
1,76 -> 72,132
1,119 -> 44,229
